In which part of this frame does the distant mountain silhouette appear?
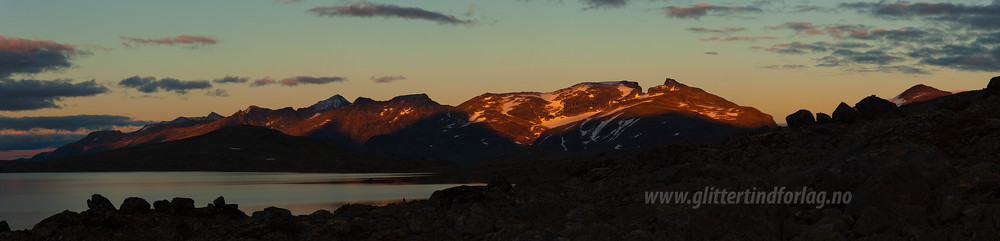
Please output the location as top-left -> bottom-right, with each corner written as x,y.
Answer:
14,125 -> 450,172
31,78 -> 776,163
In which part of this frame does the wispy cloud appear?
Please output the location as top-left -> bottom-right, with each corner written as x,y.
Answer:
765,22 -> 827,35
700,36 -> 778,42
910,44 -> 1000,71
467,4 -> 477,16
814,1 -> 1000,72
763,64 -> 808,69
0,79 -> 108,111
0,35 -> 81,78
273,0 -> 302,4
581,0 -> 627,9
819,49 -> 906,66
118,76 -> 212,94
841,1 -> 1000,30
705,51 -> 719,55
789,5 -> 833,13
120,35 -> 217,48
206,89 -> 229,97
371,75 -> 406,83
307,1 -> 474,25
251,76 -> 347,87
687,27 -> 746,33
859,65 -> 930,75
662,3 -> 763,19
752,42 -> 827,54
840,27 -> 949,46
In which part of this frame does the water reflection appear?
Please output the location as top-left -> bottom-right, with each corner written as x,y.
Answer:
0,172 -> 469,230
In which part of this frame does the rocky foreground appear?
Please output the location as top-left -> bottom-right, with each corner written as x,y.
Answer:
2,77 -> 1000,240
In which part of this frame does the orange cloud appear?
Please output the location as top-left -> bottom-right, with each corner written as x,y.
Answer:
0,34 -> 76,53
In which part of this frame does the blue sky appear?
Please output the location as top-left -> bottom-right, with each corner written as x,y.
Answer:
1,0 -> 999,158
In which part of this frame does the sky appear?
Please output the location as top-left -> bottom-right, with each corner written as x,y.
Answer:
1,0 -> 999,159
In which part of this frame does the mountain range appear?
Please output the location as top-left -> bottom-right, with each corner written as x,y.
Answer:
8,76 -> 999,240
28,78 -> 945,164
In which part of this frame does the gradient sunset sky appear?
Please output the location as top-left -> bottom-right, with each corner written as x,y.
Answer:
2,0 -> 999,159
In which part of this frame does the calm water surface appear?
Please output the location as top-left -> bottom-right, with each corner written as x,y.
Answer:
0,172 -> 472,230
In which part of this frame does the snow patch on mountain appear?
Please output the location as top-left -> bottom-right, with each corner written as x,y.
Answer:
539,111 -> 602,128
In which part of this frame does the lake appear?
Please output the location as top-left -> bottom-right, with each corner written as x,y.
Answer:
0,172 -> 472,230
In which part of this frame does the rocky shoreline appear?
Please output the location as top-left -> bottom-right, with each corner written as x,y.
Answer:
3,77 -> 1000,240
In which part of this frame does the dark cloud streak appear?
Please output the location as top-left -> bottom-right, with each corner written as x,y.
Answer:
212,75 -> 250,84
663,3 -> 763,19
581,0 -> 627,9
0,79 -> 108,111
688,27 -> 746,33
307,1 -> 473,25
0,115 -> 153,132
118,76 -> 212,94
250,76 -> 347,87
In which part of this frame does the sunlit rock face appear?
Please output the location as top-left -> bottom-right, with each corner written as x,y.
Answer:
529,79 -> 776,151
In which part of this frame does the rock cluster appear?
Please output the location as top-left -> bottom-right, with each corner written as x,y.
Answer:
787,95 -> 904,128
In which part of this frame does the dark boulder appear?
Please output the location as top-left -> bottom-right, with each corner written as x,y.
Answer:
431,175 -> 515,206
988,76 -> 1000,97
32,211 -> 82,236
487,176 -> 512,193
855,95 -> 902,120
832,102 -> 860,124
217,206 -> 249,221
1,220 -> 9,233
429,185 -> 488,207
213,196 -> 226,207
171,197 -> 195,212
153,200 -> 173,213
815,112 -> 832,124
785,109 -> 816,128
86,194 -> 116,212
251,207 -> 292,223
119,197 -> 150,214
211,196 -> 247,220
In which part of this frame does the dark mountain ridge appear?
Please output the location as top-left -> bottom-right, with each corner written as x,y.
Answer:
8,125 -> 451,172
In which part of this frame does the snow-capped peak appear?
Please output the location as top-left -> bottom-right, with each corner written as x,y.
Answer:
302,94 -> 351,113
887,84 -> 952,107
